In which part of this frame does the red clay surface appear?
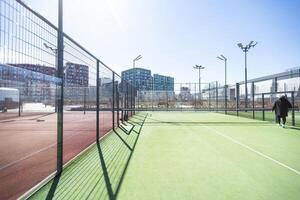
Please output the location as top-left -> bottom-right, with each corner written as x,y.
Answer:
0,111 -> 116,200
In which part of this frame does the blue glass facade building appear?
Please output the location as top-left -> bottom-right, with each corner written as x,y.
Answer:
153,74 -> 174,91
121,68 -> 174,92
121,68 -> 152,91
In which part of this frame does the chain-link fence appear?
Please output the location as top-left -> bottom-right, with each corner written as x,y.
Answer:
0,0 -> 136,199
136,71 -> 300,126
1,0 -> 300,199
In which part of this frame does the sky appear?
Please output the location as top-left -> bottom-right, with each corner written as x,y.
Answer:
24,0 -> 300,85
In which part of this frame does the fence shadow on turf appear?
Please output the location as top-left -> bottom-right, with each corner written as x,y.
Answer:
287,126 -> 300,131
37,113 -> 147,200
45,174 -> 61,200
92,113 -> 148,200
97,115 -> 147,200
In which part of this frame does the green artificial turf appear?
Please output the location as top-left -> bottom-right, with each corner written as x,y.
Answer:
30,112 -> 300,200
29,113 -> 147,200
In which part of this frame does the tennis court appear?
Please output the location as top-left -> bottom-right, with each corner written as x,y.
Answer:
29,112 -> 300,200
0,111 -> 114,200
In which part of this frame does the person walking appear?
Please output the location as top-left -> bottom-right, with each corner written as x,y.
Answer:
272,95 -> 292,128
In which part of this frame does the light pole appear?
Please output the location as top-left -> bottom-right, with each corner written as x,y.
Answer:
44,43 -> 58,112
237,41 -> 257,109
44,43 -> 68,113
217,55 -> 228,113
133,55 -> 142,109
193,65 -> 205,102
133,55 -> 142,69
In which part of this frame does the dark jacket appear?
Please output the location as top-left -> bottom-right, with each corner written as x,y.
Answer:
272,96 -> 292,117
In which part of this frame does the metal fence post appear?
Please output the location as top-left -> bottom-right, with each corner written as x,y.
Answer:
274,77 -> 278,93
208,83 -> 211,111
133,86 -> 136,114
129,85 -> 132,115
129,85 -> 131,116
116,82 -> 120,126
57,0 -> 64,175
292,91 -> 295,126
128,84 -> 131,116
96,60 -> 99,140
112,72 -> 115,128
136,87 -> 139,111
194,83 -> 196,110
262,93 -> 265,121
216,81 -> 218,112
18,93 -> 21,117
225,85 -> 227,114
151,81 -> 154,111
167,90 -> 169,110
124,83 -> 126,117
121,81 -> 124,123
135,87 -> 137,114
131,86 -> 133,114
252,82 -> 255,119
83,86 -> 86,115
236,83 -> 239,116
126,82 -> 128,117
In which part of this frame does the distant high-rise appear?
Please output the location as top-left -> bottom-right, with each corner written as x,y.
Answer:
121,68 -> 152,91
9,63 -> 56,76
179,86 -> 192,101
64,63 -> 89,101
11,63 -> 89,87
65,62 -> 89,87
0,64 -> 58,103
153,74 -> 174,91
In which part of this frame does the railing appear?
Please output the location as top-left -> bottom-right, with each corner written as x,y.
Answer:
0,0 -> 300,199
0,0 -> 136,199
136,79 -> 300,126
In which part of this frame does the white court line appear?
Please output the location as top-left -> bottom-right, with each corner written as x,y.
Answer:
0,143 -> 56,171
0,129 -> 94,171
203,125 -> 300,176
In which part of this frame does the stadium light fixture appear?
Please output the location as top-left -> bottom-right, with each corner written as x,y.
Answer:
135,55 -> 142,61
237,43 -> 243,48
237,41 -> 258,109
217,54 -> 228,113
221,54 -> 227,60
133,55 -> 142,68
193,65 -> 205,101
217,56 -> 223,60
133,54 -> 143,90
217,54 -> 227,86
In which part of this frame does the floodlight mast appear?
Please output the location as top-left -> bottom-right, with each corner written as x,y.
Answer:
237,41 -> 257,109
217,55 -> 227,87
132,55 -> 142,96
193,65 -> 205,101
217,55 -> 228,113
133,55 -> 142,68
44,42 -> 59,113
